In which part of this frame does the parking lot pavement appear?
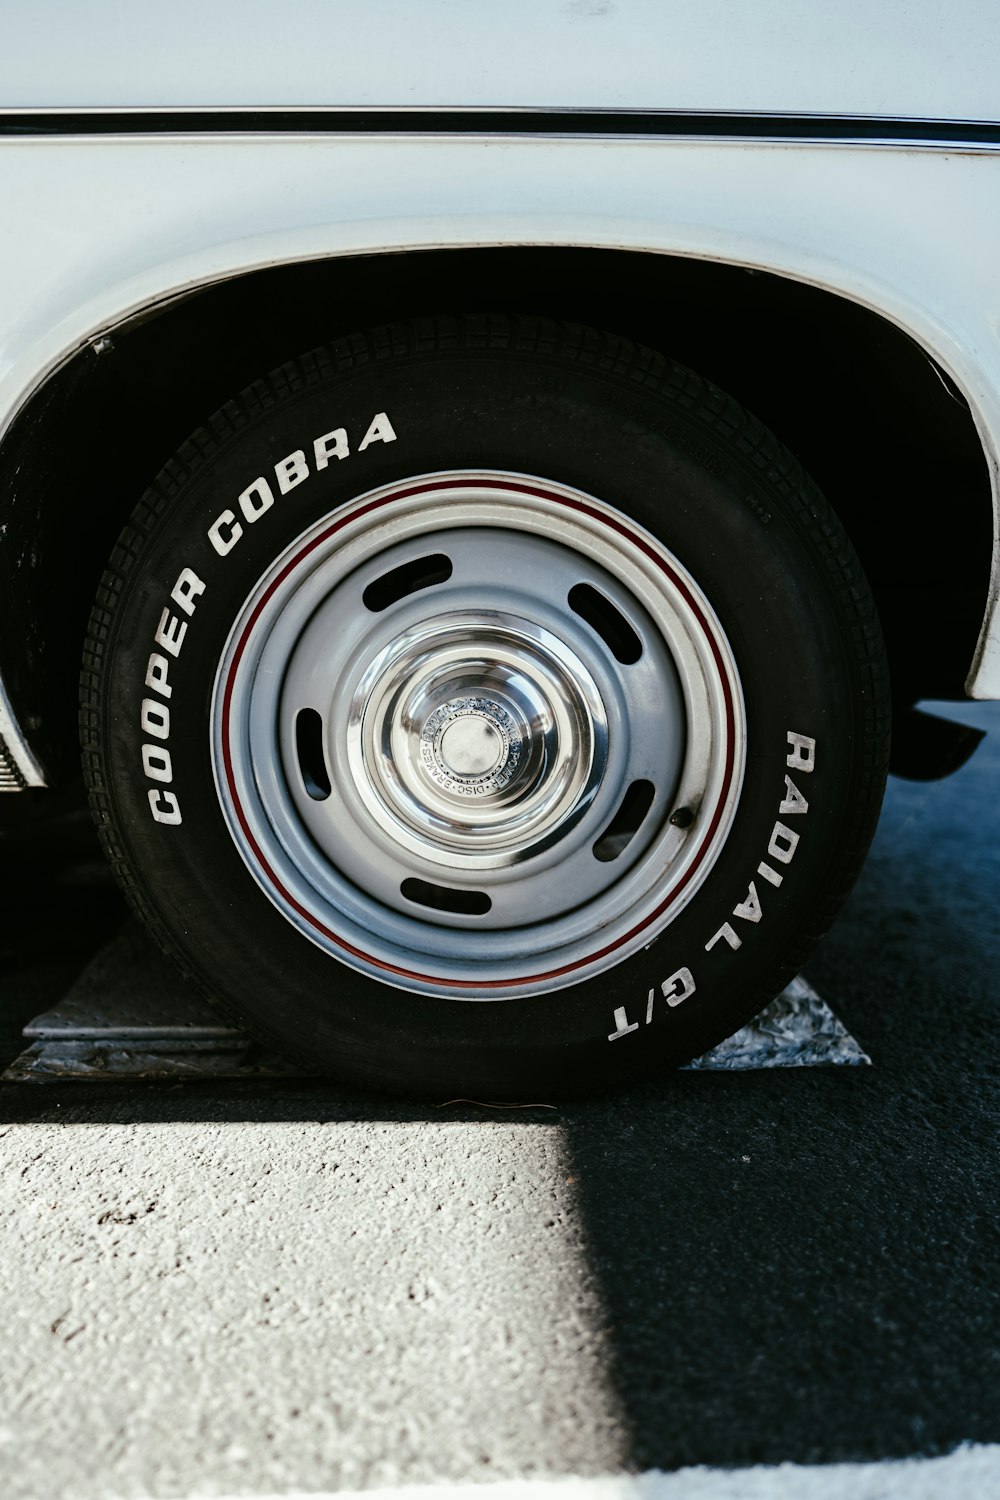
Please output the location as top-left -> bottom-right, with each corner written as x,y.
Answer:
0,702 -> 998,1499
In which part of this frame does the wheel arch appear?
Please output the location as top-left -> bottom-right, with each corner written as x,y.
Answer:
0,242 -> 993,787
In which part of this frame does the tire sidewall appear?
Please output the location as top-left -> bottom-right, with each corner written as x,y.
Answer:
97,342 -> 877,1095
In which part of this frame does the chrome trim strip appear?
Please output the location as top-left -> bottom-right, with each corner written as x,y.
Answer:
0,109 -> 998,150
0,672 -> 46,789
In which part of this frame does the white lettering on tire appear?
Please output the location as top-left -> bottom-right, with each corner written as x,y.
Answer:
148,789 -> 182,825
607,1006 -> 640,1042
767,822 -> 800,864
705,921 -> 742,953
146,413 -> 400,823
786,731 -> 816,773
145,652 -> 173,698
140,566 -> 210,825
171,568 -> 206,616
314,428 -> 349,468
140,699 -> 170,739
609,732 -> 818,1041
208,509 -> 243,557
154,608 -> 187,658
142,744 -> 173,782
658,966 -> 697,1011
275,451 -> 309,494
358,411 -> 397,451
609,967 -> 697,1041
238,477 -> 275,523
733,880 -> 763,923
704,730 -> 815,955
779,775 -> 809,815
206,411 -> 397,558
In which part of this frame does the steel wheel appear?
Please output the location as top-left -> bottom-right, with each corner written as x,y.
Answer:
215,473 -> 745,996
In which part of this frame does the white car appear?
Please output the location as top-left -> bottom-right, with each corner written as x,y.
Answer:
0,3 -> 996,1095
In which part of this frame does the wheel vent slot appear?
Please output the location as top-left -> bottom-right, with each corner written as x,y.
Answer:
401,878 -> 491,916
295,708 -> 332,800
593,780 -> 655,862
363,553 -> 453,612
568,583 -> 642,663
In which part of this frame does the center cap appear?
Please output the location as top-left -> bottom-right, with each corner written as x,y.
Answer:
440,717 -> 503,776
420,697 -> 522,798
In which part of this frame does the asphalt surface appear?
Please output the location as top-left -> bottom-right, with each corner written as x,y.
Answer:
0,701 -> 998,1498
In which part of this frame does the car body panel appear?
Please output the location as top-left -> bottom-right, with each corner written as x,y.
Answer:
1,0 -> 998,121
0,131 -> 997,732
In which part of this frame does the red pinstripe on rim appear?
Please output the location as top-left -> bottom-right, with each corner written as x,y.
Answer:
220,477 -> 738,990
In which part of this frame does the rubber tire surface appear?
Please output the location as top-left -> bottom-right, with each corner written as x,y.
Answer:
81,316 -> 889,1098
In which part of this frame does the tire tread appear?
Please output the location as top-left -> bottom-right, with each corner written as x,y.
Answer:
80,315 -> 890,1085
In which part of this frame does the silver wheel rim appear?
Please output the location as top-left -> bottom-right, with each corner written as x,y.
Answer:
213,472 -> 745,999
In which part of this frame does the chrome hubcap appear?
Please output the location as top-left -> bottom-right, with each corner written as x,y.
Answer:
344,613 -> 606,866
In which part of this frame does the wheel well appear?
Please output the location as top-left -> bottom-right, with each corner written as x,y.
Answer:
0,245 -> 992,784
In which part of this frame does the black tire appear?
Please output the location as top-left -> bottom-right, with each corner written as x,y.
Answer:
81,316 -> 889,1098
